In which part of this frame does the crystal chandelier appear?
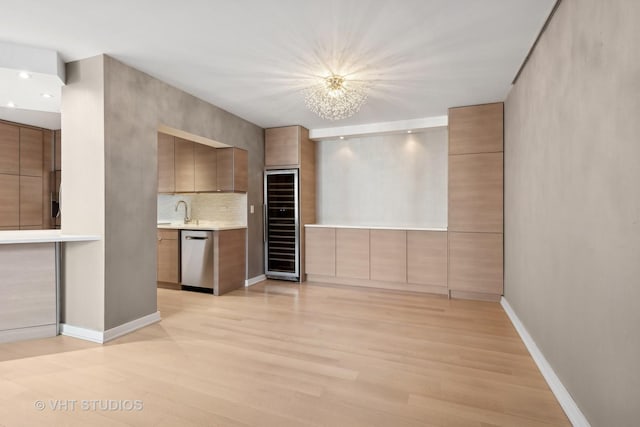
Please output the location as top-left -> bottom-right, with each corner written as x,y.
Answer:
304,74 -> 369,121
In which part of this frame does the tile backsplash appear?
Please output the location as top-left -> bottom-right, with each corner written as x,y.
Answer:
158,193 -> 247,226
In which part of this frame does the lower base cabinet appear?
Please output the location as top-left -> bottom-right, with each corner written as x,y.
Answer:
157,229 -> 179,284
448,232 -> 503,298
157,228 -> 246,296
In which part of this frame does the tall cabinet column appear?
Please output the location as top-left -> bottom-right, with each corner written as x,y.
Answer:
447,103 -> 504,301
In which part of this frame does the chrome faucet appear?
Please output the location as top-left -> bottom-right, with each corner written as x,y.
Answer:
175,200 -> 191,224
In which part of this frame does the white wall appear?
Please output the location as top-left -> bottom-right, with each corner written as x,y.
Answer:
157,193 -> 247,226
317,127 -> 448,228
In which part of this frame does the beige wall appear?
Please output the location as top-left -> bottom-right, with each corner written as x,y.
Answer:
504,0 -> 640,425
317,128 -> 448,228
62,55 -> 264,331
60,55 -> 106,331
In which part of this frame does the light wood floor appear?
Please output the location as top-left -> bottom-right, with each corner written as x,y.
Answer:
0,280 -> 569,426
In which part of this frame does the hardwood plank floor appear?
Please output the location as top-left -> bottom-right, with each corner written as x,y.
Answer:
0,280 -> 569,426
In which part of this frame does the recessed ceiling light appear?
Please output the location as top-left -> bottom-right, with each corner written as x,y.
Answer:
7,101 -> 16,108
18,71 -> 31,79
41,93 -> 53,99
339,136 -> 345,140
407,130 -> 412,134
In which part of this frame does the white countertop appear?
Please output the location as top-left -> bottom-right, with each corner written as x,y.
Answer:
0,230 -> 101,245
304,224 -> 448,232
157,222 -> 247,231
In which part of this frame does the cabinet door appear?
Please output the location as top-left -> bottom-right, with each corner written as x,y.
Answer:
20,176 -> 43,227
449,152 -> 503,233
449,103 -> 503,155
157,229 -> 179,283
336,228 -> 369,279
305,227 -> 336,276
216,147 -> 234,191
265,126 -> 299,167
174,137 -> 194,192
0,174 -> 19,227
194,143 -> 217,192
370,230 -> 406,282
157,133 -> 175,193
448,232 -> 503,295
20,127 -> 43,177
0,123 -> 20,175
233,148 -> 248,192
407,231 -> 447,287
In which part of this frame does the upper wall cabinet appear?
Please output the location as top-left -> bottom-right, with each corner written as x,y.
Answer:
217,147 -> 248,193
0,123 -> 19,175
265,126 -> 301,167
157,133 -> 247,193
449,103 -> 503,155
20,128 -> 43,177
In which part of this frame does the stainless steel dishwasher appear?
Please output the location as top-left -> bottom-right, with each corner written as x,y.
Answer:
181,230 -> 214,290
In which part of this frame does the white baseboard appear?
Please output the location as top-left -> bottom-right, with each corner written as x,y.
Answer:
501,297 -> 590,427
0,324 -> 57,344
60,323 -> 103,343
245,274 -> 266,287
61,311 -> 161,344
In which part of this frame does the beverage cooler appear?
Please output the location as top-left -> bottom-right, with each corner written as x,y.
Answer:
264,169 -> 299,281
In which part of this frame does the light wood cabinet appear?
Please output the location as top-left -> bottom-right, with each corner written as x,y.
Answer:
370,230 -> 406,282
194,143 -> 217,192
406,231 -> 448,287
174,137 -> 195,192
157,229 -> 179,284
336,228 -> 370,280
20,176 -> 43,227
0,174 -> 19,227
449,103 -> 503,155
265,126 -> 300,167
448,102 -> 504,300
448,232 -> 503,296
305,227 -> 336,276
216,147 -> 247,192
215,228 -> 246,295
0,122 -> 20,175
448,152 -> 503,233
157,132 -> 175,193
157,133 -> 247,194
19,127 -> 43,177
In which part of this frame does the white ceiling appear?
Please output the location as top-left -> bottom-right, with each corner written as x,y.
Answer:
0,0 -> 554,130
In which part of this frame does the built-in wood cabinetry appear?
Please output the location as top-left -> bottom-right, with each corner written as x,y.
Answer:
336,228 -> 370,280
370,230 -> 406,282
0,175 -> 19,227
217,147 -> 248,192
407,231 -> 448,287
305,227 -> 336,276
448,103 -> 504,300
0,123 -> 20,175
194,143 -> 217,192
0,121 -> 52,230
215,228 -> 246,295
449,152 -> 503,233
264,125 -> 316,282
306,226 -> 448,295
157,229 -> 179,284
265,126 -> 300,167
174,137 -> 195,192
157,133 -> 247,193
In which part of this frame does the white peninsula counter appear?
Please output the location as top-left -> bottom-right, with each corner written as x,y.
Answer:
0,230 -> 100,344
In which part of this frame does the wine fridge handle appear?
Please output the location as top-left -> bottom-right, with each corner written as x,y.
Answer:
263,204 -> 267,243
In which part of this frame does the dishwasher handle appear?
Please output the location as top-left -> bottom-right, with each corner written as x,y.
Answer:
185,236 -> 209,240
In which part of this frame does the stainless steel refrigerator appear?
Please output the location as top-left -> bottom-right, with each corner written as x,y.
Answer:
264,169 -> 299,281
